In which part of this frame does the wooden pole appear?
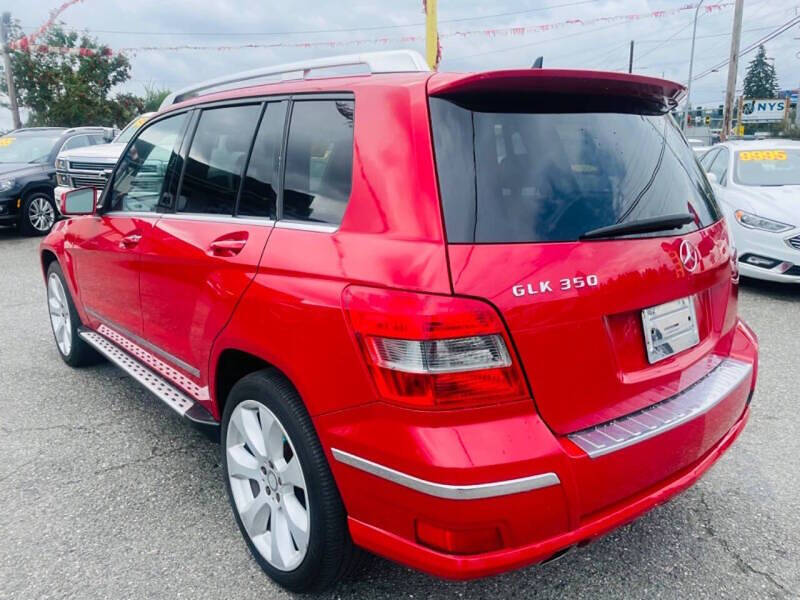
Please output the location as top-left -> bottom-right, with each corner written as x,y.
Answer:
721,0 -> 744,141
425,0 -> 439,70
1,12 -> 21,130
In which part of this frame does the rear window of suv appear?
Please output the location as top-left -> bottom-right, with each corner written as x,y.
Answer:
430,98 -> 720,243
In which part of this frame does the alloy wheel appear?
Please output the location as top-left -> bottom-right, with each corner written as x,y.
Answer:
226,400 -> 310,571
47,273 -> 72,356
29,196 -> 55,232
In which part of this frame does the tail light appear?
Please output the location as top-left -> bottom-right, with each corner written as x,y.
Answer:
342,286 -> 528,409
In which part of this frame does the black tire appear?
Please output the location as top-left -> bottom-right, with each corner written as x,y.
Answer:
20,191 -> 57,236
46,262 -> 103,367
221,369 -> 360,593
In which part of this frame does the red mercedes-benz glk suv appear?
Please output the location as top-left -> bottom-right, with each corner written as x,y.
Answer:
41,50 -> 758,592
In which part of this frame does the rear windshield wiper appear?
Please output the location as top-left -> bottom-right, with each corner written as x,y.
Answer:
579,213 -> 695,240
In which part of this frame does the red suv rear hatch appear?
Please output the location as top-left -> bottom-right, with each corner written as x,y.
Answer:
428,70 -> 738,436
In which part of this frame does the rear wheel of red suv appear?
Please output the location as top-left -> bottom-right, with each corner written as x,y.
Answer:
221,370 -> 359,592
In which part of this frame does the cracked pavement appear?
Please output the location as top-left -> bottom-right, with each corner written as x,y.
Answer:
1,227 -> 798,599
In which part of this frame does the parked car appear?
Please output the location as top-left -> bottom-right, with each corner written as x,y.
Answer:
41,51 -> 758,592
0,126 -> 113,234
700,139 -> 800,282
55,113 -> 156,209
687,137 -> 711,155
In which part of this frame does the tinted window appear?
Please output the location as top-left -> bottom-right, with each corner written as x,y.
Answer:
283,100 -> 354,225
178,104 -> 262,215
700,148 -> 719,170
108,113 -> 187,213
430,98 -> 721,243
238,102 -> 286,219
708,148 -> 729,183
61,135 -> 92,152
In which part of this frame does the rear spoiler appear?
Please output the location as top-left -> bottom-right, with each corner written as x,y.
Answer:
427,69 -> 685,114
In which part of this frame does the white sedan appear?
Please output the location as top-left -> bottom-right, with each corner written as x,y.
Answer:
700,140 -> 800,283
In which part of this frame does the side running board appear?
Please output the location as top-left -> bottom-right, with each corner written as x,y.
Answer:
79,328 -> 219,437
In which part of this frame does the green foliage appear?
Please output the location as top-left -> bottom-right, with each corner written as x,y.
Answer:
742,45 -> 779,99
1,21 -> 143,127
141,83 -> 171,113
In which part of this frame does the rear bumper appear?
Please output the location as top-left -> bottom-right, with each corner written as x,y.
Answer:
347,405 -> 749,580
318,318 -> 757,579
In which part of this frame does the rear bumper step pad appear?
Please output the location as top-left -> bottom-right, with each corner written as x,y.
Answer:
79,328 -> 218,428
568,358 -> 752,458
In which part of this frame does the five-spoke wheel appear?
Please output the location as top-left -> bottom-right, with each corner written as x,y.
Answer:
226,400 -> 310,571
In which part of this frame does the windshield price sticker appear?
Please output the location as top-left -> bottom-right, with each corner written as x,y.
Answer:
0,137 -> 15,147
739,150 -> 787,161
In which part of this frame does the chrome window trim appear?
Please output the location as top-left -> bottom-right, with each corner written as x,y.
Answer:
159,213 -> 276,227
275,220 -> 338,233
568,358 -> 752,459
102,210 -> 160,218
331,448 -> 560,500
84,307 -> 200,377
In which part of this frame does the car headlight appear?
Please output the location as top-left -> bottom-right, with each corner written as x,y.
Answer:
57,173 -> 69,186
0,178 -> 15,193
734,210 -> 793,233
56,158 -> 67,170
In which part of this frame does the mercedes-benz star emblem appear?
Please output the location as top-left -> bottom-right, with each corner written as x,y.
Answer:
679,240 -> 700,272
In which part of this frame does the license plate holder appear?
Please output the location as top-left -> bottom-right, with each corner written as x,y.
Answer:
641,296 -> 700,364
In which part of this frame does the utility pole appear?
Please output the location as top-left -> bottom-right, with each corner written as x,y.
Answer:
721,0 -> 744,140
683,0 -> 705,131
628,40 -> 634,73
1,12 -> 21,130
425,0 -> 439,71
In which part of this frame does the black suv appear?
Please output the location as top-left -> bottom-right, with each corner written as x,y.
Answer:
0,127 -> 114,235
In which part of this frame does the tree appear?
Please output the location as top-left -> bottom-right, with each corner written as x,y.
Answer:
141,83 -> 171,112
0,21 -> 142,127
742,44 -> 779,99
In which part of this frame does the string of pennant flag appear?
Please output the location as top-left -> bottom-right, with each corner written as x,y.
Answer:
7,2 -> 733,57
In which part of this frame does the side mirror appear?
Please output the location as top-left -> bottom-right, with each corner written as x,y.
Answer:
60,186 -> 97,216
706,172 -> 718,184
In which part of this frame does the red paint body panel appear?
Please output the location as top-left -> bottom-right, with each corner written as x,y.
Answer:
347,404 -> 749,580
40,67 -> 759,582
427,69 -> 686,110
448,221 -> 737,434
138,218 -> 272,380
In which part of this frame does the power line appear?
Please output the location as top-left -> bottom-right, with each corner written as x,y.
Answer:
21,0 -> 601,37
692,14 -> 800,81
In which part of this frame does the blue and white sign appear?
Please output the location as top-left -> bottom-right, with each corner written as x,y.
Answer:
741,98 -> 787,122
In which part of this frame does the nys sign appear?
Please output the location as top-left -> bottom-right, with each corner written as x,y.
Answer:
741,98 -> 787,123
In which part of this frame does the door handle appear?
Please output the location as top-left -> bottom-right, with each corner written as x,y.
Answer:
209,237 -> 247,257
120,233 -> 142,248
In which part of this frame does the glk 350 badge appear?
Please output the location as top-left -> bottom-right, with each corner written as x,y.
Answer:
512,275 -> 599,297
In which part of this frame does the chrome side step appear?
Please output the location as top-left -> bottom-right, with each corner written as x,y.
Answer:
79,329 -> 218,431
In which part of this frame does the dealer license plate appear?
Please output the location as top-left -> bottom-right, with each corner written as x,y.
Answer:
641,296 -> 700,364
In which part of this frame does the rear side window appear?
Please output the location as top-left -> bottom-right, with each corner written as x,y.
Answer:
178,104 -> 262,215
430,98 -> 721,243
238,101 -> 287,219
283,100 -> 354,225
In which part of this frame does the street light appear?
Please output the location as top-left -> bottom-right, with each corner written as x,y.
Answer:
683,0 -> 705,131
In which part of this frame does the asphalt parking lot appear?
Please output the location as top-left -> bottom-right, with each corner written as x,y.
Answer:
0,226 -> 798,600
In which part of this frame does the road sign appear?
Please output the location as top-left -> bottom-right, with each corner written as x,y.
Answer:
740,98 -> 788,123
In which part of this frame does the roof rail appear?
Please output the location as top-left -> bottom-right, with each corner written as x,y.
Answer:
159,49 -> 430,110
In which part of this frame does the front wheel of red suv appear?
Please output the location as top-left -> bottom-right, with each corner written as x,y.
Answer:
221,369 -> 360,592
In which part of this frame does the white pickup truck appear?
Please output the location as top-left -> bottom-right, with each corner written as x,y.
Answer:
54,113 -> 155,209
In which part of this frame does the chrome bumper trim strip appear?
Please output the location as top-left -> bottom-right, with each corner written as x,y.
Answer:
568,358 -> 753,459
331,448 -> 560,500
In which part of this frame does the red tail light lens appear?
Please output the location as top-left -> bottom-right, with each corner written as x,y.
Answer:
342,286 -> 528,409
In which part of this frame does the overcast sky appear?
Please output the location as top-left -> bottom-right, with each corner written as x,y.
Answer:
3,0 -> 799,129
